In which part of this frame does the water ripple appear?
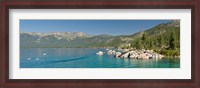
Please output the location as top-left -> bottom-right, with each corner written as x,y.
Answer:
49,56 -> 89,63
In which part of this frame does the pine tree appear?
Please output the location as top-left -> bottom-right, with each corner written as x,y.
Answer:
169,31 -> 178,49
141,32 -> 147,49
135,38 -> 142,49
142,32 -> 147,42
158,34 -> 164,48
149,40 -> 154,49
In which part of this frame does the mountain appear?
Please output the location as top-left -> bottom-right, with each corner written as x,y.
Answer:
20,32 -> 91,41
20,20 -> 180,49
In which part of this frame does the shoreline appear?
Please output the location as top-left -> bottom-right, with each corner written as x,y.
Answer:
97,48 -> 180,59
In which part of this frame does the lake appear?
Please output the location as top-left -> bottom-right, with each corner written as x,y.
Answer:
20,48 -> 180,68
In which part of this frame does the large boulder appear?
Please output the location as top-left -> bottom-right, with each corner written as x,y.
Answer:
107,50 -> 113,55
130,53 -> 136,59
158,54 -> 164,59
96,51 -> 104,56
151,54 -> 163,59
112,50 -> 116,55
107,50 -> 116,55
141,53 -> 149,59
152,54 -> 157,59
115,52 -> 122,57
121,52 -> 130,58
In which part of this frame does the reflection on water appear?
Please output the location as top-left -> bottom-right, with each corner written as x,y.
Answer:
97,56 -> 103,65
20,48 -> 180,68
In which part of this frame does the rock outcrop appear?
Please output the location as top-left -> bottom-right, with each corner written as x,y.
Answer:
107,49 -> 164,59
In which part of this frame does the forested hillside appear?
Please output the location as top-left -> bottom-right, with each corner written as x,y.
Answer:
132,20 -> 180,56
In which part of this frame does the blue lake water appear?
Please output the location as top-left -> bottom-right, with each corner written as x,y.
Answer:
20,48 -> 180,68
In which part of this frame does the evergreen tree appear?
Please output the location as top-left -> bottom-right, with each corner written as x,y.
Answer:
135,38 -> 142,49
141,32 -> 147,49
142,32 -> 147,42
158,34 -> 164,48
169,31 -> 178,49
149,39 -> 154,49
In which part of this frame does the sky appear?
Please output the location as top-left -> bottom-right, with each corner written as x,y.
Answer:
20,20 -> 170,36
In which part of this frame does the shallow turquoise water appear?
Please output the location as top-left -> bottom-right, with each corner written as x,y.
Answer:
20,48 -> 180,68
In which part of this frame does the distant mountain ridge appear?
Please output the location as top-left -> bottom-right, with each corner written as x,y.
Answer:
20,20 -> 180,48
20,32 -> 92,41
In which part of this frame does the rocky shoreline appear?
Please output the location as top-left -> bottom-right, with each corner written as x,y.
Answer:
96,49 -> 164,59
